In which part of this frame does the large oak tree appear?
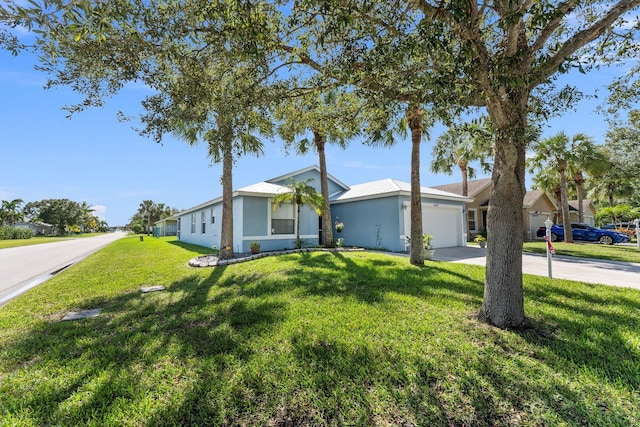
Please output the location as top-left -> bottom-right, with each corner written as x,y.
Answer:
296,0 -> 640,328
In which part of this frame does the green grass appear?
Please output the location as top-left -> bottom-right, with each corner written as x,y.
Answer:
0,233 -> 112,249
1,236 -> 639,425
523,240 -> 640,263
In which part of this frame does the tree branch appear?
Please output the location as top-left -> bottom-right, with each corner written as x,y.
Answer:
528,0 -> 578,54
532,0 -> 640,85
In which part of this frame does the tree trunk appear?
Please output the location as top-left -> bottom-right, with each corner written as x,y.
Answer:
407,104 -> 424,266
460,164 -> 469,197
219,144 -> 234,260
559,165 -> 573,243
296,202 -> 302,248
609,194 -> 616,223
315,131 -> 334,247
478,97 -> 527,329
574,172 -> 584,223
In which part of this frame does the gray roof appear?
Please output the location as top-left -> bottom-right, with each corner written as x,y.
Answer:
331,178 -> 473,204
568,199 -> 594,212
523,189 -> 556,208
236,181 -> 290,195
430,178 -> 492,197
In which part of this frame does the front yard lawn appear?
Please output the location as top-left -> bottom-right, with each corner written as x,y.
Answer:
1,236 -> 639,425
523,240 -> 640,263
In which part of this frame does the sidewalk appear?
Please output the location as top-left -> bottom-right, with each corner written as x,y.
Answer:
427,246 -> 640,290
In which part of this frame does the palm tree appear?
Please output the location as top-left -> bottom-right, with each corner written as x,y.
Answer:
0,199 -> 25,226
362,100 -> 432,266
529,132 -> 577,243
272,178 -> 323,249
275,90 -> 361,247
138,200 -> 155,235
430,121 -> 493,196
567,134 -> 608,223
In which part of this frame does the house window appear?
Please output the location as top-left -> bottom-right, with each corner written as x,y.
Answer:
467,209 -> 477,232
271,202 -> 295,235
201,211 -> 206,234
191,213 -> 196,234
211,208 -> 215,224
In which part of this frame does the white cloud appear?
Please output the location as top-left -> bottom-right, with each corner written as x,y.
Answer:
90,204 -> 107,221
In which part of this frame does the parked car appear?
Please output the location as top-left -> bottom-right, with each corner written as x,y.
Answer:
601,222 -> 636,230
601,222 -> 637,237
536,222 -> 631,245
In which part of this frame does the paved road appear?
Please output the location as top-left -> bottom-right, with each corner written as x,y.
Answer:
0,232 -> 127,305
431,246 -> 640,290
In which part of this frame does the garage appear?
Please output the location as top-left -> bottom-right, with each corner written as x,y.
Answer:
402,202 -> 465,248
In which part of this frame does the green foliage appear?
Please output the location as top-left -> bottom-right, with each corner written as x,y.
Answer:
430,119 -> 493,190
0,199 -> 24,226
22,199 -> 95,236
273,178 -> 323,249
0,225 -> 33,240
130,201 -> 177,233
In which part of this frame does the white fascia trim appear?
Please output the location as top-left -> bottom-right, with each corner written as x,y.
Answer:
333,191 -> 472,205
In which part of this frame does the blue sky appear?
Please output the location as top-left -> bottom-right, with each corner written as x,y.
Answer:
0,47 -> 630,226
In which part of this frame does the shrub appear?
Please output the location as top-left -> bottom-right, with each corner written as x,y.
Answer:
0,226 -> 33,240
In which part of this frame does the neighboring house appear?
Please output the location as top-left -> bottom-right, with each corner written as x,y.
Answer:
431,179 -> 557,240
153,218 -> 178,237
330,179 -> 472,251
175,165 -> 471,252
11,221 -> 56,236
523,190 -> 558,240
568,200 -> 597,226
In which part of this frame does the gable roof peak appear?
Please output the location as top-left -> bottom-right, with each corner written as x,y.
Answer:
266,165 -> 349,190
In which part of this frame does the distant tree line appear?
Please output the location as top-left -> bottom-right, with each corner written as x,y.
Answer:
0,198 -> 109,236
129,200 -> 179,234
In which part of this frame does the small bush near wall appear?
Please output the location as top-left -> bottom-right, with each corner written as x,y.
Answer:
0,226 -> 34,240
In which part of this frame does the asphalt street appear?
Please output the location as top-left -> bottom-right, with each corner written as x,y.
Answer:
0,232 -> 127,305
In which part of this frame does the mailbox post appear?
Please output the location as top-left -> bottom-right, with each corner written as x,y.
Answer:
545,217 -> 554,279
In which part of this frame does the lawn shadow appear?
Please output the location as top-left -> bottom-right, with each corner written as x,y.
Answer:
167,239 -> 213,255
4,249 -> 637,425
249,251 -> 486,306
0,264 -> 288,425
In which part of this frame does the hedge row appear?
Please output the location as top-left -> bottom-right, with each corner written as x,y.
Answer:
0,226 -> 34,240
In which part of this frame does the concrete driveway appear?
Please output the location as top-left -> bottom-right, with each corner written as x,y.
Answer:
431,246 -> 640,290
0,232 -> 127,306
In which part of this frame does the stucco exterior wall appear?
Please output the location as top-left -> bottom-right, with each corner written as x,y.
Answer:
177,202 -> 222,249
330,196 -> 403,251
241,196 -> 320,252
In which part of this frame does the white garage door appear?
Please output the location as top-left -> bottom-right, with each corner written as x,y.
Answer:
403,203 -> 464,248
529,213 -> 549,239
